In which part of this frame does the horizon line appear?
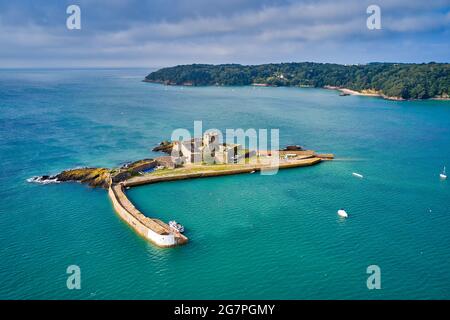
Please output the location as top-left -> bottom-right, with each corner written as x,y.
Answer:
0,60 -> 449,71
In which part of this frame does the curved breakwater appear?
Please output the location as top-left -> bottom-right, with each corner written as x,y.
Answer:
109,156 -> 324,247
108,184 -> 188,247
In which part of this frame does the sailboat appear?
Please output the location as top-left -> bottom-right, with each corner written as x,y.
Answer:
440,166 -> 447,180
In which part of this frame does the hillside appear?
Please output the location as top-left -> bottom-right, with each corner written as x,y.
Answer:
145,62 -> 450,100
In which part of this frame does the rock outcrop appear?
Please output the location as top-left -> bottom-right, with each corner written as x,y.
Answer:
56,168 -> 111,188
111,159 -> 157,183
32,159 -> 165,188
152,140 -> 173,154
28,168 -> 111,188
282,145 -> 304,151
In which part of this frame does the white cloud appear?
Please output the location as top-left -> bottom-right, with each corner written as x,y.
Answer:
385,13 -> 450,32
0,0 -> 448,67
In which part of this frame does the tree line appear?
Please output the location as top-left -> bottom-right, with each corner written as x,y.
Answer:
145,62 -> 450,99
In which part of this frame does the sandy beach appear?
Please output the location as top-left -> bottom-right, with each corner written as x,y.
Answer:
324,85 -> 384,98
324,85 -> 450,101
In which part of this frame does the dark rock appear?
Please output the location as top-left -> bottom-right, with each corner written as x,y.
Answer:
112,171 -> 132,183
152,140 -> 173,154
283,145 -> 304,151
55,168 -> 111,188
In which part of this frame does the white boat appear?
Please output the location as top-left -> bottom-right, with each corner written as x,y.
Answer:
440,166 -> 447,180
337,209 -> 348,218
352,172 -> 364,178
169,220 -> 185,233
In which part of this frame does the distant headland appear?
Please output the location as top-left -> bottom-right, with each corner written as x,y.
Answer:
144,62 -> 450,101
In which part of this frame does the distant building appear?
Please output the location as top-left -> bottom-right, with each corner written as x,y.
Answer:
155,156 -> 176,169
172,132 -> 242,165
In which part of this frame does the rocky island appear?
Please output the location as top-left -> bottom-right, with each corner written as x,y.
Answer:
30,135 -> 333,248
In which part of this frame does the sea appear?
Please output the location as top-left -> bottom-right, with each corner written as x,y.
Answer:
0,68 -> 449,299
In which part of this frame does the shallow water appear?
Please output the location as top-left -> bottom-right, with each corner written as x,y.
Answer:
0,68 -> 449,299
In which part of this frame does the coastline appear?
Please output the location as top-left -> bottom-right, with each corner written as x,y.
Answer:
109,183 -> 188,247
323,85 -> 406,101
34,145 -> 332,248
305,85 -> 447,101
107,156 -> 325,247
144,80 -> 450,101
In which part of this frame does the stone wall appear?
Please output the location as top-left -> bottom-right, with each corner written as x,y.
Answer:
108,185 -> 187,247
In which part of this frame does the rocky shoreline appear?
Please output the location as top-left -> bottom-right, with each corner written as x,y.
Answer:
144,80 -> 450,101
144,63 -> 450,101
28,168 -> 112,188
152,140 -> 173,154
29,142 -> 326,189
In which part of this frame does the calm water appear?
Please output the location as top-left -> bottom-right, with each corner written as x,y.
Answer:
0,69 -> 449,299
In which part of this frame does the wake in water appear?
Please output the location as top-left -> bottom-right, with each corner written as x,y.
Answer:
332,158 -> 367,161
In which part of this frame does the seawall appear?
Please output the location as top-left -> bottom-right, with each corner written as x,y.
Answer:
108,184 -> 188,247
108,156 -> 324,248
124,157 -> 323,188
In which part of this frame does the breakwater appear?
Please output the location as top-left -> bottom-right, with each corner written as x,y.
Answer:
108,184 -> 188,247
124,157 -> 323,188
107,156 -> 324,248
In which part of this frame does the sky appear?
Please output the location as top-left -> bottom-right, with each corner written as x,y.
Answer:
0,0 -> 449,68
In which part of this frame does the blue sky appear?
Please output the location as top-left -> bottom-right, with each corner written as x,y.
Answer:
0,0 -> 449,68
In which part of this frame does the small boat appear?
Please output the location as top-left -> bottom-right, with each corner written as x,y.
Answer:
169,220 -> 185,233
250,170 -> 256,174
337,209 -> 348,218
352,172 -> 364,178
440,166 -> 447,180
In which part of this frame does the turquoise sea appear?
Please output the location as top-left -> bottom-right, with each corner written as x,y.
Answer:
0,68 -> 449,299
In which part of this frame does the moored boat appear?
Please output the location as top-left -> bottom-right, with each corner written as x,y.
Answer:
440,166 -> 447,180
337,209 -> 348,218
169,220 -> 185,233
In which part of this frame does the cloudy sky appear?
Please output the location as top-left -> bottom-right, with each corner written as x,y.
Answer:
0,0 -> 449,68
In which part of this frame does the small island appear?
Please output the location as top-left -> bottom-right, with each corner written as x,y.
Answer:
144,62 -> 450,101
30,134 -> 333,248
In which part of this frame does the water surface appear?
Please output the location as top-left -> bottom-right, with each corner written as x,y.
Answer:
0,68 -> 449,299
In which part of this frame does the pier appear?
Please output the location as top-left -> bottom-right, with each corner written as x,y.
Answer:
108,156 -> 328,248
123,156 -> 322,187
109,183 -> 188,247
